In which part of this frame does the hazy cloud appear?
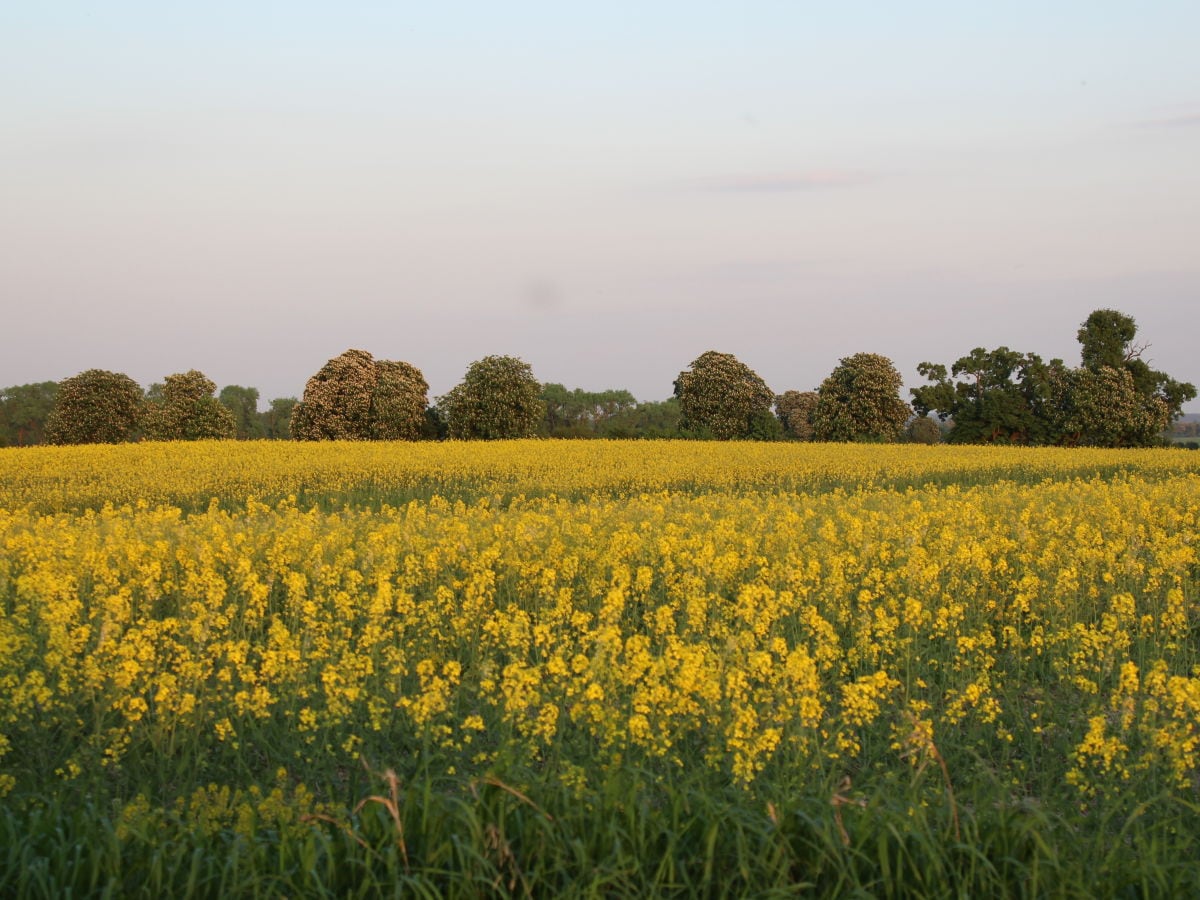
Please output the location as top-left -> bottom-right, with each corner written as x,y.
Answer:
689,171 -> 876,193
1131,106 -> 1200,129
522,279 -> 566,312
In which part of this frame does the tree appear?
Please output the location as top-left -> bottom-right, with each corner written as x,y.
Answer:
439,355 -> 545,440
1077,308 -> 1140,372
219,385 -> 265,439
604,398 -> 683,439
911,310 -> 1194,447
673,351 -> 776,440
775,390 -> 818,441
911,348 -> 1064,444
541,383 -> 585,436
1052,365 -> 1172,447
261,397 -> 298,440
420,405 -> 449,441
812,353 -> 910,442
371,360 -> 431,440
291,349 -> 429,441
0,381 -> 58,446
291,349 -> 377,440
45,369 -> 144,445
540,384 -> 638,437
1072,309 -> 1195,443
905,415 -> 943,444
143,370 -> 237,441
746,407 -> 784,441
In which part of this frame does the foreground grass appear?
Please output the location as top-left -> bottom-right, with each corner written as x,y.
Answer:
2,441 -> 1199,895
4,767 -> 1198,898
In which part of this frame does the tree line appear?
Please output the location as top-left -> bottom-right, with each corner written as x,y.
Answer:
0,375 -> 299,447
2,309 -> 1193,448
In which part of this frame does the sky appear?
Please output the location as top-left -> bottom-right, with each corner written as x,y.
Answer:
3,2 -> 1199,409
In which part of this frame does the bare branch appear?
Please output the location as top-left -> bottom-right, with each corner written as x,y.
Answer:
1125,340 -> 1150,362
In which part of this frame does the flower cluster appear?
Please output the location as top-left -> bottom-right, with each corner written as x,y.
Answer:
2,441 -> 1197,804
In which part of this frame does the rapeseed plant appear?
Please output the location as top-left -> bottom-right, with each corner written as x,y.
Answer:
2,440 -> 1199,895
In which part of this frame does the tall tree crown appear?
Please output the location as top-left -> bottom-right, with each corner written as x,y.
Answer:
144,370 -> 236,441
440,355 -> 544,440
673,351 -> 775,440
812,353 -> 910,442
1078,309 -> 1139,371
292,350 -> 428,441
45,369 -> 145,445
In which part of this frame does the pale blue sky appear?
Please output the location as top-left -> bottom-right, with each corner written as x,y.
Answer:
3,2 -> 1198,407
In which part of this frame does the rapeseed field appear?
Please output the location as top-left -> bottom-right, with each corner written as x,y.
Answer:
2,441 -> 1198,897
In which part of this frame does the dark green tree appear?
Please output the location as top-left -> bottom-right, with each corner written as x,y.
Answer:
218,385 -> 264,439
0,381 -> 59,446
291,350 -> 429,441
604,398 -> 683,439
911,310 -> 1194,447
420,405 -> 449,441
673,351 -> 776,440
440,355 -> 545,440
261,398 -> 298,440
775,390 -> 818,441
1078,308 -> 1139,371
540,384 -> 638,437
911,348 -> 1065,444
812,353 -> 910,442
541,383 -> 584,436
45,369 -> 144,445
143,370 -> 237,441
